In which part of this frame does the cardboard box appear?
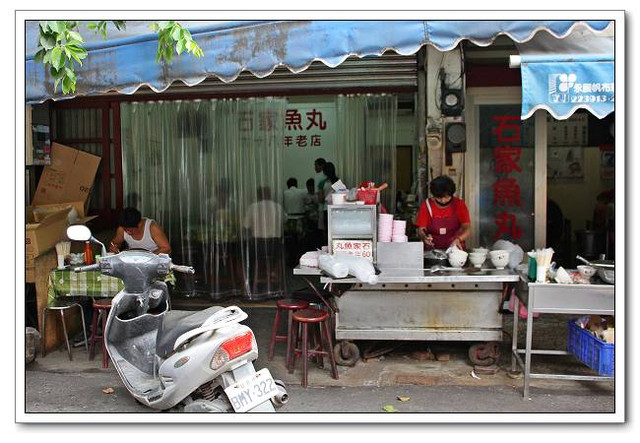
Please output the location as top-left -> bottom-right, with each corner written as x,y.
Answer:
26,207 -> 71,259
32,142 -> 101,206
28,200 -> 96,225
25,143 -> 101,282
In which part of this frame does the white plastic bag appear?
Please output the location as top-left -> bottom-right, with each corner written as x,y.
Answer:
334,253 -> 379,285
318,253 -> 349,279
492,239 -> 525,269
299,251 -> 319,268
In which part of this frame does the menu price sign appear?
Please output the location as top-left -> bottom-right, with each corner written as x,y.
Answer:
332,240 -> 373,262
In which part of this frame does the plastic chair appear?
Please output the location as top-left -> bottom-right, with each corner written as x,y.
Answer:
41,300 -> 88,361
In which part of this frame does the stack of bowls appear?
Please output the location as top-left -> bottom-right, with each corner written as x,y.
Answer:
378,214 -> 394,242
448,249 -> 468,267
391,220 -> 408,242
489,250 -> 510,270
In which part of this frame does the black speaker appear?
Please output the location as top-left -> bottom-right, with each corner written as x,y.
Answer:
441,88 -> 464,117
445,122 -> 466,153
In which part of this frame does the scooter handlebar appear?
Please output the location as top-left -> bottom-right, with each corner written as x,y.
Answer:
170,264 -> 195,274
73,264 -> 100,272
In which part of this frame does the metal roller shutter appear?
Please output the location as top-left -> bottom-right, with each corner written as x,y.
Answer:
125,53 -> 418,97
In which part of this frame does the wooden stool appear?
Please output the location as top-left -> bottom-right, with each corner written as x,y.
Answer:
289,308 -> 339,388
41,300 -> 88,361
268,298 -> 310,369
89,298 -> 112,368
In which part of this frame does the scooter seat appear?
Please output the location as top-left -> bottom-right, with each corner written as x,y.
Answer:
156,306 -> 225,358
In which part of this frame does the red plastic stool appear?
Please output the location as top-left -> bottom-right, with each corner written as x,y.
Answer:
289,308 -> 339,388
268,298 -> 310,369
89,298 -> 112,368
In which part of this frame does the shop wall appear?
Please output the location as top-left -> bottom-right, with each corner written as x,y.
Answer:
282,97 -> 337,192
424,46 -> 465,195
547,146 -> 614,233
281,96 -> 416,193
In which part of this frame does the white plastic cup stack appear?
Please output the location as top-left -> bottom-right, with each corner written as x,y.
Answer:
378,214 -> 394,242
392,220 -> 408,242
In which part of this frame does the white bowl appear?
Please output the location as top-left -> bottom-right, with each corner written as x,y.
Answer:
448,255 -> 467,268
489,249 -> 509,258
468,253 -> 487,268
489,250 -> 510,269
472,248 -> 489,255
577,265 -> 597,278
447,248 -> 468,268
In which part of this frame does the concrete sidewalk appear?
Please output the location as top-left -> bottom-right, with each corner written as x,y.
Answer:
23,302 -> 616,416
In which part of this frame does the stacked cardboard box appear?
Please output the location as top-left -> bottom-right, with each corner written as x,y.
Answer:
26,143 -> 101,282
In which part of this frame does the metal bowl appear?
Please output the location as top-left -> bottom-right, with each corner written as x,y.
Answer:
597,268 -> 615,284
424,249 -> 448,267
590,259 -> 615,284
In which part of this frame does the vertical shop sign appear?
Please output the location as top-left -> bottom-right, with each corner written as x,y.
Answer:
479,105 -> 535,252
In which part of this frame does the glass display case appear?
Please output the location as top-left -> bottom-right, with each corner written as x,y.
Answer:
327,205 -> 378,262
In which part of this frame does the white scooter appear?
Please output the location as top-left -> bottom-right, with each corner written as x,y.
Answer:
67,225 -> 288,413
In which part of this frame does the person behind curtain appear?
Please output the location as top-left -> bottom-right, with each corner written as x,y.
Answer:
283,177 -> 307,217
318,162 -> 340,239
414,175 -> 471,251
243,186 -> 284,239
108,207 -> 172,254
303,178 -> 320,248
314,158 -> 328,231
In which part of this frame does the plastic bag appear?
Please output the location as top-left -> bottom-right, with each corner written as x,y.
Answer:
492,239 -> 524,269
334,253 -> 379,285
318,253 -> 349,279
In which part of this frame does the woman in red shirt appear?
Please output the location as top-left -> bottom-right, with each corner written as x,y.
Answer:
414,175 -> 471,250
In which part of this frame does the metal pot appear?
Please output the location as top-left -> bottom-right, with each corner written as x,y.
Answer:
424,249 -> 448,267
576,255 -> 615,284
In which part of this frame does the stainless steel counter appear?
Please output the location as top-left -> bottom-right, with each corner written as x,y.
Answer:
511,272 -> 615,398
293,265 -> 518,358
320,267 -> 520,284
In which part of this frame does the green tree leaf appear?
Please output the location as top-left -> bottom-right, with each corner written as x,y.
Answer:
64,66 -> 76,82
50,46 -> 64,70
171,25 -> 182,41
46,21 -> 60,33
62,75 -> 74,94
33,49 -> 45,63
39,34 -> 56,50
68,31 -> 84,43
176,39 -> 185,55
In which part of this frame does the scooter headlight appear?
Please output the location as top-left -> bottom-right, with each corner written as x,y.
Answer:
210,331 -> 254,370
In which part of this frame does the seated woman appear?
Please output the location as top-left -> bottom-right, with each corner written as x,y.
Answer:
108,207 -> 172,255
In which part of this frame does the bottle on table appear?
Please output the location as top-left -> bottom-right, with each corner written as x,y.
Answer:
84,241 -> 94,265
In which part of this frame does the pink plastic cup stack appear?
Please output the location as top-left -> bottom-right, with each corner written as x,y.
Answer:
392,219 -> 408,242
378,214 -> 394,242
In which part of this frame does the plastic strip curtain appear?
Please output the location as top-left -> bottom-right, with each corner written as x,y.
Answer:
121,98 -> 287,300
336,94 -> 398,212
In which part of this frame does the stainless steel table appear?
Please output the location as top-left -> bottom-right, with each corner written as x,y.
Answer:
511,273 -> 615,398
295,266 -> 520,365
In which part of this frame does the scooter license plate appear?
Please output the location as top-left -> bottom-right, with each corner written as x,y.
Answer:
224,368 -> 277,412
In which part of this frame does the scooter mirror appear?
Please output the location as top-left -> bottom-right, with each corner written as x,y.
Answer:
66,225 -> 92,241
